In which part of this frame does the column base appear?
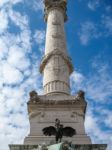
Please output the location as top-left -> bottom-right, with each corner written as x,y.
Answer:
9,143 -> 107,150
24,135 -> 91,145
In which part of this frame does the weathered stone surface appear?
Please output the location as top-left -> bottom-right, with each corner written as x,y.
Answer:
9,144 -> 107,150
24,92 -> 91,145
15,0 -> 107,148
44,0 -> 67,22
24,0 -> 92,145
41,0 -> 73,95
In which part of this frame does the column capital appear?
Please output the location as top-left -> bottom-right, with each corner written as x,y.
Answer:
44,0 -> 67,22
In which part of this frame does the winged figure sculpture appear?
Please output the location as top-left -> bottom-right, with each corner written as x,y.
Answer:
42,119 -> 76,143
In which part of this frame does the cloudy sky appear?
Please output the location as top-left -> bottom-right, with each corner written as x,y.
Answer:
0,0 -> 112,149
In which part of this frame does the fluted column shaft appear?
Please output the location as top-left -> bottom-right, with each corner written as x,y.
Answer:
45,8 -> 67,55
40,0 -> 73,95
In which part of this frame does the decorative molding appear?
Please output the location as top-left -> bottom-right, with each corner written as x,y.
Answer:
29,111 -> 45,119
28,96 -> 86,106
9,144 -> 107,150
29,90 -> 40,103
44,0 -> 67,22
44,80 -> 70,95
40,50 -> 73,74
52,33 -> 63,39
71,112 -> 78,122
52,21 -> 61,26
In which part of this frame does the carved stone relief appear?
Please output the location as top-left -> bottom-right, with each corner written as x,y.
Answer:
71,112 -> 78,122
52,21 -> 61,26
52,33 -> 63,39
29,111 -> 45,120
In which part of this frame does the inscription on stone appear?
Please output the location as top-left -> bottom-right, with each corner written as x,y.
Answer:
52,33 -> 63,39
52,21 -> 61,26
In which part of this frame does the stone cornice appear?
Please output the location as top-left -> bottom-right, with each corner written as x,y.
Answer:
28,97 -> 86,106
40,50 -> 73,74
28,91 -> 87,116
28,90 -> 86,105
28,99 -> 87,120
28,93 -> 87,114
44,0 -> 67,22
9,144 -> 107,150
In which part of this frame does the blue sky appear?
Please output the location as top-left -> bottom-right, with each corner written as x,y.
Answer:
0,0 -> 112,149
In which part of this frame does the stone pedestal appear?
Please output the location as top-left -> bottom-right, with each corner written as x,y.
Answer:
9,144 -> 107,150
24,92 -> 91,145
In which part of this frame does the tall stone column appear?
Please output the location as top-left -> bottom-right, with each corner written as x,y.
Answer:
40,0 -> 73,95
24,0 -> 92,146
9,1 -> 107,148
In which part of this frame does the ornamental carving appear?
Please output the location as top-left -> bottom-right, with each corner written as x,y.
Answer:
29,90 -> 40,103
40,50 -> 73,74
71,112 -> 78,122
29,111 -> 45,119
44,0 -> 67,22
52,21 -> 61,25
76,90 -> 85,100
52,33 -> 63,39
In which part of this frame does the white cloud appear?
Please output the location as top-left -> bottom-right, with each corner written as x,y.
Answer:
102,15 -> 112,35
86,59 -> 112,102
88,0 -> 100,11
9,9 -> 29,31
10,0 -> 22,5
0,0 -> 22,8
2,62 -> 23,84
20,29 -> 32,50
0,38 -> 8,60
32,0 -> 43,12
0,0 -> 9,7
0,1 -> 43,149
105,5 -> 112,13
34,30 -> 45,54
0,9 -> 8,33
26,0 -> 43,12
78,15 -> 112,45
107,137 -> 112,150
0,135 -> 9,150
70,71 -> 85,93
78,21 -> 101,45
34,30 -> 45,45
85,108 -> 112,144
71,57 -> 112,103
105,116 -> 112,128
97,109 -> 112,129
70,57 -> 112,146
0,59 -> 42,149
71,71 -> 85,84
7,46 -> 30,71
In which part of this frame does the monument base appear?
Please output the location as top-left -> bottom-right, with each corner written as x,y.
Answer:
24,135 -> 91,145
25,93 -> 91,145
9,144 -> 107,150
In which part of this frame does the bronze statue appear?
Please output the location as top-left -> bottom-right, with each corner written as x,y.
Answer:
61,141 -> 72,150
42,119 -> 76,143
